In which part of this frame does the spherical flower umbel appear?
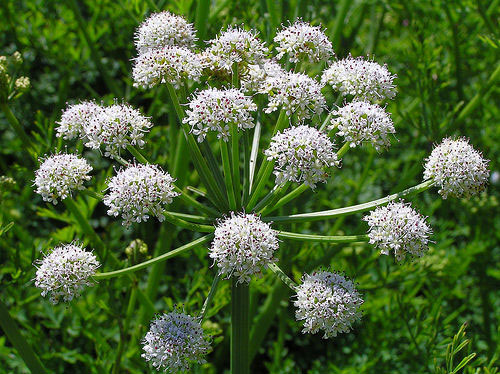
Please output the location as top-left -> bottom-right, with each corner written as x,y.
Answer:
135,11 -> 196,54
183,88 -> 257,142
241,60 -> 285,93
260,72 -> 326,121
83,103 -> 153,157
322,55 -> 397,102
56,101 -> 102,140
34,243 -> 100,304
363,201 -> 432,261
264,125 -> 339,188
103,164 -> 179,226
34,153 -> 93,204
210,213 -> 279,284
142,312 -> 211,372
330,101 -> 395,151
202,26 -> 268,72
423,137 -> 489,199
274,19 -> 334,63
133,46 -> 204,89
294,270 -> 363,339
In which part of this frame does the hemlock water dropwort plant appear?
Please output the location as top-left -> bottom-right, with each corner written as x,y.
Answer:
24,10 -> 491,373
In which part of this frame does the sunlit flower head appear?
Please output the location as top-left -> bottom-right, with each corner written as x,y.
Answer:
56,101 -> 102,140
240,60 -> 285,93
424,138 -> 489,199
294,270 -> 363,338
264,125 -> 339,188
34,243 -> 100,304
322,55 -> 396,102
34,153 -> 92,204
103,164 -> 179,226
135,11 -> 196,53
142,311 -> 211,372
274,19 -> 334,63
330,101 -> 395,151
210,212 -> 279,284
183,87 -> 257,142
364,201 -> 432,261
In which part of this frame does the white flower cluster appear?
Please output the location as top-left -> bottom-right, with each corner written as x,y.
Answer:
264,125 -> 339,188
294,270 -> 363,339
34,243 -> 100,304
203,26 -> 268,72
274,20 -> 333,63
241,60 -> 285,93
261,72 -> 325,121
423,138 -> 489,199
84,103 -> 153,157
322,55 -> 397,102
364,201 -> 432,261
56,101 -> 101,140
183,88 -> 257,142
133,46 -> 204,89
34,153 -> 92,204
210,212 -> 279,284
330,101 -> 395,151
142,312 -> 211,373
103,164 -> 179,226
134,11 -> 196,54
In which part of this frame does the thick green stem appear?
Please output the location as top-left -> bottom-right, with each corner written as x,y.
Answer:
221,139 -> 237,210
126,145 -> 149,164
231,124 -> 242,208
162,212 -> 215,232
200,274 -> 221,322
0,300 -> 47,374
231,280 -> 249,374
268,263 -> 297,291
277,232 -> 369,243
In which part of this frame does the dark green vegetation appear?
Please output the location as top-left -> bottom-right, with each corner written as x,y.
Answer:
0,0 -> 499,373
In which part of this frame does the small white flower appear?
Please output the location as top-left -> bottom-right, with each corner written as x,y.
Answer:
210,212 -> 279,284
103,164 -> 179,226
364,201 -> 432,261
260,72 -> 326,121
322,55 -> 397,102
202,26 -> 268,72
34,153 -> 93,204
135,11 -> 196,54
56,101 -> 102,140
330,101 -> 395,151
183,87 -> 257,142
423,138 -> 489,199
142,312 -> 211,372
83,103 -> 153,158
34,243 -> 100,304
133,46 -> 204,89
240,60 -> 285,93
264,125 -> 339,188
294,270 -> 363,339
274,19 -> 334,63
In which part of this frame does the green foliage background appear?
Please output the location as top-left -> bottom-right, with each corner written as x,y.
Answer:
0,0 -> 498,373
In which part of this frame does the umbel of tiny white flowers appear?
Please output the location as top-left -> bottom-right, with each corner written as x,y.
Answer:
132,46 -> 204,89
183,87 -> 257,142
134,11 -> 197,54
322,54 -> 397,102
260,71 -> 326,121
142,311 -> 211,373
294,270 -> 363,339
202,26 -> 269,73
34,243 -> 100,304
209,212 -> 279,284
34,153 -> 93,204
103,163 -> 179,226
274,19 -> 334,63
330,101 -> 395,151
240,60 -> 285,93
423,137 -> 490,199
56,101 -> 101,140
265,125 -> 339,189
363,201 -> 432,261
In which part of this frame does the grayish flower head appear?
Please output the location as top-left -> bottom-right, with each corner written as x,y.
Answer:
34,243 -> 100,304
34,153 -> 93,204
294,270 -> 363,339
423,137 -> 489,199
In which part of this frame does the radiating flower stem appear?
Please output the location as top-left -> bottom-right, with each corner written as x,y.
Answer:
231,280 -> 249,374
126,145 -> 149,164
174,186 -> 220,217
200,274 -> 221,322
94,234 -> 213,280
248,121 -> 261,194
81,189 -> 104,200
277,231 -> 369,243
268,263 -> 298,291
221,139 -> 237,210
162,212 -> 215,232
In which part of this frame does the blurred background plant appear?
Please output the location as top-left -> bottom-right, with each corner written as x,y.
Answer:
0,0 -> 498,373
